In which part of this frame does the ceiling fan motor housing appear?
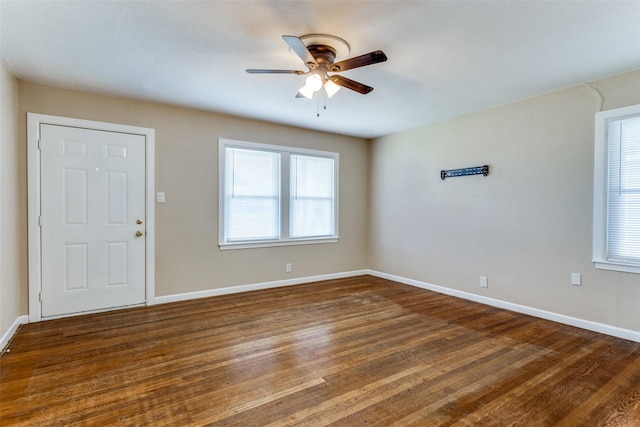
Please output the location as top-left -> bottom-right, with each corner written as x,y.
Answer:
307,45 -> 337,70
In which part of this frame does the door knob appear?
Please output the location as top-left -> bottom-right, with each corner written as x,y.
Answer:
135,230 -> 144,237
136,218 -> 143,224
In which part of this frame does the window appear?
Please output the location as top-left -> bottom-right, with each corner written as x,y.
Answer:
593,104 -> 640,273
219,138 -> 338,249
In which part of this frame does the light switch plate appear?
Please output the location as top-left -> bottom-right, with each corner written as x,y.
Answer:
157,192 -> 165,203
571,272 -> 581,286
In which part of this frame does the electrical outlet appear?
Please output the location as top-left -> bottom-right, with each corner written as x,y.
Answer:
285,263 -> 292,273
480,276 -> 488,288
571,272 -> 581,286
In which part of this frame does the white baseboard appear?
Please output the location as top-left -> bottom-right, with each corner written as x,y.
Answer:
154,270 -> 369,305
1,315 -> 29,354
368,270 -> 640,343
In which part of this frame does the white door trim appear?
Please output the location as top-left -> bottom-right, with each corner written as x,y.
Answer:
27,113 -> 155,322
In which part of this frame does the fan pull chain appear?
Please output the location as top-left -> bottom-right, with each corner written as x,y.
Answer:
313,92 -> 329,118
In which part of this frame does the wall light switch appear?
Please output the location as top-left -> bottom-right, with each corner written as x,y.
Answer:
157,192 -> 166,203
571,273 -> 581,286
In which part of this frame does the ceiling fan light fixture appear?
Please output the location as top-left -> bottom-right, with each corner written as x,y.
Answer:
298,85 -> 314,99
304,73 -> 323,92
324,79 -> 341,98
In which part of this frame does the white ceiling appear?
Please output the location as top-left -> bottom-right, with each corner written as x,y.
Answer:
2,1 -> 640,139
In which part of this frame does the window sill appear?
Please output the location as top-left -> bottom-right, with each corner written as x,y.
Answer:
593,260 -> 640,274
219,237 -> 339,251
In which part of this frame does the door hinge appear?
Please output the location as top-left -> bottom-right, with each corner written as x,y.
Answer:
39,291 -> 43,302
37,139 -> 42,150
38,215 -> 42,227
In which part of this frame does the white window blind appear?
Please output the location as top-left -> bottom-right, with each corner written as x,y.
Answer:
606,115 -> 640,264
224,147 -> 280,242
290,154 -> 335,238
219,139 -> 339,249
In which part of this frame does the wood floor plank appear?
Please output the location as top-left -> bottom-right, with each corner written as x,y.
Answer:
2,275 -> 639,426
555,346 -> 640,426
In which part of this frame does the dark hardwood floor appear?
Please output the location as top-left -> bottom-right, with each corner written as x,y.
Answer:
2,275 -> 640,426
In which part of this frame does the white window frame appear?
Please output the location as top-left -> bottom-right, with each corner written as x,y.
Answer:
219,138 -> 339,250
593,104 -> 640,274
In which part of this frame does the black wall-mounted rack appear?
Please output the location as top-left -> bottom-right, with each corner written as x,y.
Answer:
440,165 -> 489,180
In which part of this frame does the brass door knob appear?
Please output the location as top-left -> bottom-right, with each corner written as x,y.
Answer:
136,219 -> 143,224
135,230 -> 144,237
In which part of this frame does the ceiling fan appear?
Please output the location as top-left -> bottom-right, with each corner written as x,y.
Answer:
246,34 -> 387,99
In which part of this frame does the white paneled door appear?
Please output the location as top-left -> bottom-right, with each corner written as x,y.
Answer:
40,124 -> 146,317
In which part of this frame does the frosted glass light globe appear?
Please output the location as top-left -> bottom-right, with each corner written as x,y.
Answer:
305,74 -> 323,92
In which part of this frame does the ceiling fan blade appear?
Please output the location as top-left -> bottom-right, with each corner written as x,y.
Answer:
246,69 -> 306,74
330,50 -> 387,72
282,35 -> 318,69
329,75 -> 373,94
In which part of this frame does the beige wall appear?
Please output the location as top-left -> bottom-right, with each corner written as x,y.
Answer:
6,69 -> 640,337
17,82 -> 369,312
370,69 -> 640,332
1,58 -> 21,336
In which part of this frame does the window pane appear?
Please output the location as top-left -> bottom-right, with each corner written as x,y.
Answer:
224,148 -> 280,241
620,117 -> 640,191
290,155 -> 335,238
607,116 -> 640,262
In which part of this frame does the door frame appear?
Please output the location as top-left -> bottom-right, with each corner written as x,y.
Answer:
27,113 -> 155,322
